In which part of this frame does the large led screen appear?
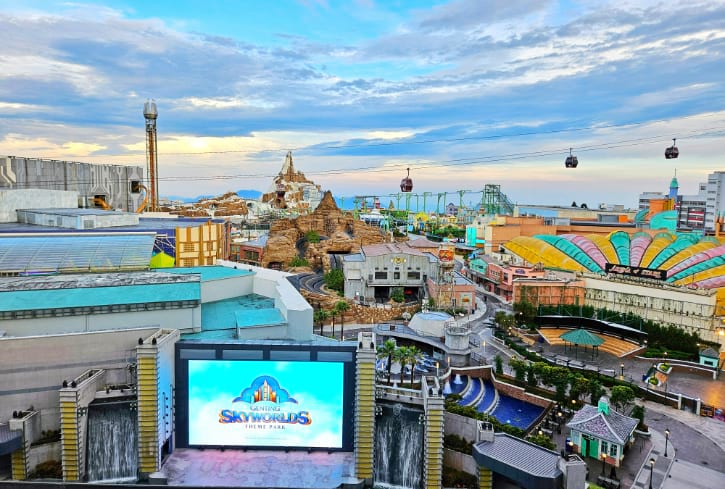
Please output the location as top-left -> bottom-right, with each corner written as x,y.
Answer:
188,360 -> 345,448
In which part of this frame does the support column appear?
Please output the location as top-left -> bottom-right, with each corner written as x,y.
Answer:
478,467 -> 493,489
423,392 -> 444,489
354,332 -> 376,485
137,344 -> 160,477
59,392 -> 81,481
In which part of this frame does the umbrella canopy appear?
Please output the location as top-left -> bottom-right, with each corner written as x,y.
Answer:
559,328 -> 604,346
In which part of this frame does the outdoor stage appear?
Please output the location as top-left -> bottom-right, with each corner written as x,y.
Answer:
162,448 -> 356,488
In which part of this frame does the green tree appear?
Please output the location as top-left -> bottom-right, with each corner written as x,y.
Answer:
568,374 -> 590,402
402,345 -> 423,387
509,357 -> 527,382
376,339 -> 398,382
588,379 -> 605,405
334,300 -> 350,340
313,309 -> 329,336
494,355 -> 504,375
324,269 -> 344,293
391,287 -> 405,303
631,404 -> 646,429
528,433 -> 556,451
526,364 -> 537,387
610,385 -> 636,413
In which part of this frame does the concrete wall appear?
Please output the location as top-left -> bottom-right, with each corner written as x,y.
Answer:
443,448 -> 478,476
0,328 -> 158,431
344,252 -> 438,302
200,274 -> 254,303
0,156 -> 144,212
0,189 -> 78,223
28,442 -> 61,473
0,308 -> 196,337
444,412 -> 479,442
491,377 -> 552,409
218,260 -> 313,341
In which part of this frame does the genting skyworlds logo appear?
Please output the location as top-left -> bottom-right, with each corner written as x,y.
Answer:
218,375 -> 312,427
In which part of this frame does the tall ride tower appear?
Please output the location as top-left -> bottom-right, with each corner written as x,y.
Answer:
143,100 -> 159,212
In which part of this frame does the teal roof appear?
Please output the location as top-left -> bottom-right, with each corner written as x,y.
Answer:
610,231 -> 631,266
649,210 -> 678,232
159,266 -> 254,281
560,328 -> 604,346
201,294 -> 279,330
0,282 -> 200,312
0,234 -> 154,274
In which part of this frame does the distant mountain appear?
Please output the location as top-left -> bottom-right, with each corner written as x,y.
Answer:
163,189 -> 262,203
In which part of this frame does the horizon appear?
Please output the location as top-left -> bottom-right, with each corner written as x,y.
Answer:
2,1 -> 725,207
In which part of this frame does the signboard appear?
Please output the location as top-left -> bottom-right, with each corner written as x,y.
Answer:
187,360 -> 345,448
604,263 -> 666,280
438,244 -> 455,263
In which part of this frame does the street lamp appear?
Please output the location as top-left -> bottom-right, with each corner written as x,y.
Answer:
620,363 -> 625,379
556,411 -> 562,434
435,361 -> 439,378
648,458 -> 655,489
664,429 -> 670,457
483,340 -> 487,356
600,453 -> 607,476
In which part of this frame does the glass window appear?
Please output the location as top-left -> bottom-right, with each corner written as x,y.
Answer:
609,444 -> 618,457
600,441 -> 608,455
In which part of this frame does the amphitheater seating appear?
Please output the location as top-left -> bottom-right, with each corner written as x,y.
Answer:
537,328 -> 643,358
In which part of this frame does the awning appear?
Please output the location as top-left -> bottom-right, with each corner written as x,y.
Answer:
0,423 -> 22,455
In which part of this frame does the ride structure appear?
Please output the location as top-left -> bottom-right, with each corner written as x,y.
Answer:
565,148 -> 579,168
665,138 -> 679,159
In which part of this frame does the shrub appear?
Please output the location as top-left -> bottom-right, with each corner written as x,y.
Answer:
444,434 -> 473,454
29,460 -> 62,479
304,230 -> 321,243
442,466 -> 478,489
323,269 -> 344,293
391,287 -> 405,303
288,256 -> 309,267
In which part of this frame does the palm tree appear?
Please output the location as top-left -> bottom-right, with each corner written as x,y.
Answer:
394,346 -> 408,385
405,345 -> 423,387
376,339 -> 397,382
334,300 -> 350,340
313,309 -> 329,336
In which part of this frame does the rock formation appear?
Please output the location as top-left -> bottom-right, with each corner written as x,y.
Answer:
262,190 -> 389,270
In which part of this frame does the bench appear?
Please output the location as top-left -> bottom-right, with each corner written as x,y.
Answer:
596,475 -> 621,489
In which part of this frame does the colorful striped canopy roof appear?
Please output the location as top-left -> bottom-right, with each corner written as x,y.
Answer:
504,231 -> 725,289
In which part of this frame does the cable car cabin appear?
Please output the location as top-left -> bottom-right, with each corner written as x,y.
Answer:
665,139 -> 679,159
564,147 -> 578,168
400,167 -> 413,192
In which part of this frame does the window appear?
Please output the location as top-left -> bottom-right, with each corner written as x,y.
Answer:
393,272 -> 400,279
407,271 -> 420,280
600,441 -> 608,456
609,444 -> 617,457
375,271 -> 387,280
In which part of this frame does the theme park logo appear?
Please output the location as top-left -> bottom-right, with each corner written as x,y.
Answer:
604,263 -> 666,280
218,375 -> 312,427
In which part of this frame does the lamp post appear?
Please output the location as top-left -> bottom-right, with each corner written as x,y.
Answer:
435,361 -> 439,378
664,429 -> 670,457
556,411 -> 562,434
620,363 -> 625,379
483,340 -> 487,356
648,458 -> 655,489
601,453 -> 606,476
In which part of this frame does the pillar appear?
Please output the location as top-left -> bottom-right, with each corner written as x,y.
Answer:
478,467 -> 493,489
354,332 -> 376,485
137,344 -> 160,477
423,393 -> 444,489
59,392 -> 81,481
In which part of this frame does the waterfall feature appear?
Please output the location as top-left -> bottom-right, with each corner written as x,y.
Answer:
453,374 -> 463,384
86,400 -> 138,482
374,402 -> 424,489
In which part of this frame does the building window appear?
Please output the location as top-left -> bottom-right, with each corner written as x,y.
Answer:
375,271 -> 387,280
407,271 -> 420,280
601,440 -> 608,455
394,272 -> 400,279
609,444 -> 617,457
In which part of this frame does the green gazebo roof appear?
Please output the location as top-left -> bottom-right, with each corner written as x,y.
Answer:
559,328 -> 604,346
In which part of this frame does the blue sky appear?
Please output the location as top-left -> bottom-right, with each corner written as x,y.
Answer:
1,0 -> 725,207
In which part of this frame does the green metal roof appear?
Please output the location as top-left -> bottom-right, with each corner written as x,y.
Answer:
559,328 -> 604,346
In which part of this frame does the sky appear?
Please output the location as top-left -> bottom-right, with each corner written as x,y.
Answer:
1,0 -> 725,208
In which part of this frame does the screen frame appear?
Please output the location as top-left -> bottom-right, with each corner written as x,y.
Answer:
175,342 -> 356,451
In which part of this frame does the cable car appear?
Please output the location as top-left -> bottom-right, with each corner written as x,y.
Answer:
400,167 -> 413,192
665,138 -> 679,159
565,148 -> 578,168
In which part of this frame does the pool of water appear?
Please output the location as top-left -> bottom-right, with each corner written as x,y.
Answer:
490,394 -> 544,431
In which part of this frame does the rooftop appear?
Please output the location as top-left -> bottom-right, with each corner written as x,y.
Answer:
473,432 -> 562,483
160,266 -> 254,281
361,242 -> 438,260
567,403 -> 638,445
